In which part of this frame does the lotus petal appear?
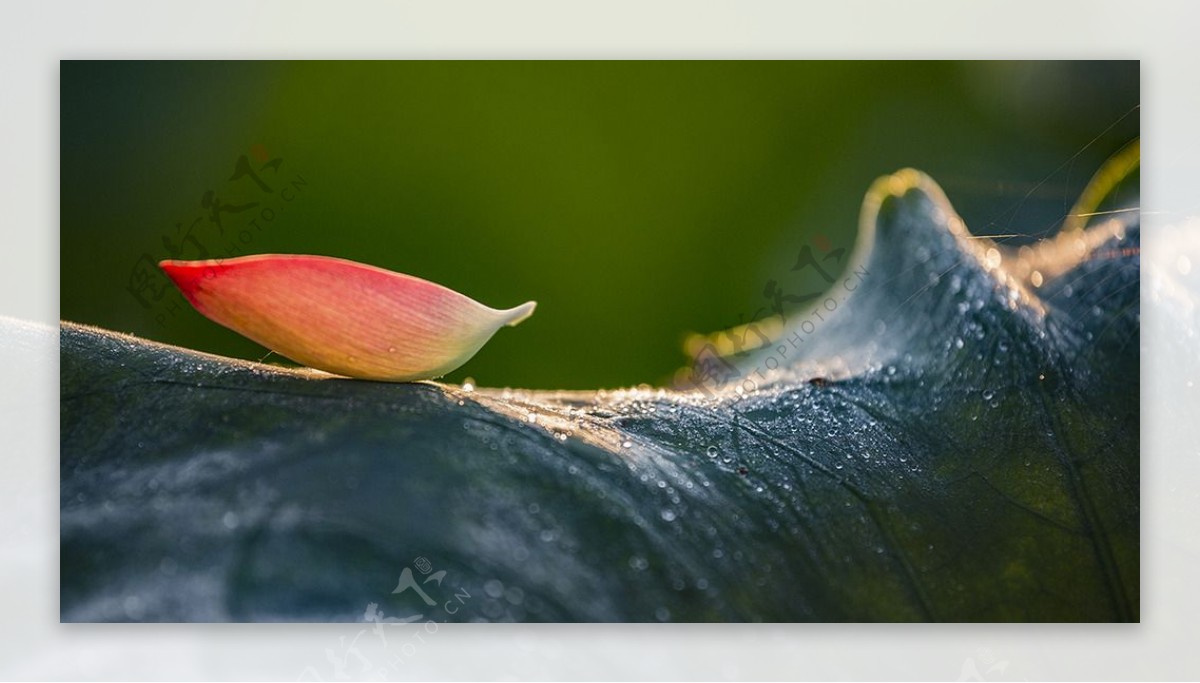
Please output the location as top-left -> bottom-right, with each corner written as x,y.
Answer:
159,254 -> 536,382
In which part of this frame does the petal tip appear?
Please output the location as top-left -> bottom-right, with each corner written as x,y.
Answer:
504,301 -> 537,327
158,259 -> 200,295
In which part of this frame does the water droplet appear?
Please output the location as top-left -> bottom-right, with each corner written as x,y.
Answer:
985,247 -> 1002,269
461,378 -> 475,392
123,595 -> 144,620
622,440 -> 633,449
706,445 -> 719,458
954,337 -> 964,349
628,555 -> 649,571
654,606 -> 671,622
484,579 -> 504,598
982,389 -> 995,400
660,509 -> 677,522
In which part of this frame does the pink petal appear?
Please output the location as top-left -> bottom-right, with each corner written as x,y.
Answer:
159,254 -> 536,382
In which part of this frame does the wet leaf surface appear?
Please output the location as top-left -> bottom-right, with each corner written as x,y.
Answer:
59,170 -> 1139,622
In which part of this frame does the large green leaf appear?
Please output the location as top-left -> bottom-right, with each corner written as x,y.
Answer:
59,169 -> 1138,622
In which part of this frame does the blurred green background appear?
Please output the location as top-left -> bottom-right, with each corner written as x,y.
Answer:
60,61 -> 1138,389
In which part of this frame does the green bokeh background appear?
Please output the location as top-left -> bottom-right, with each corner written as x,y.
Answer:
60,61 -> 1138,389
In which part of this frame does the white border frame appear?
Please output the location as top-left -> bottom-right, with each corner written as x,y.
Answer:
3,1 -> 1197,679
